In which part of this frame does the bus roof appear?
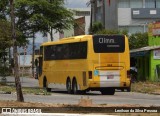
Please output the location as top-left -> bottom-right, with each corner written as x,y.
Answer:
41,35 -> 92,46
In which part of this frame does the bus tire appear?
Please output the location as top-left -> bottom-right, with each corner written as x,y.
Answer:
66,78 -> 72,94
79,90 -> 86,95
100,88 -> 115,95
72,79 -> 78,94
46,87 -> 51,92
43,77 -> 51,92
126,86 -> 131,92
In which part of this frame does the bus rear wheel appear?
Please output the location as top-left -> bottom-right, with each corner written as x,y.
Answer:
66,78 -> 72,94
72,79 -> 78,94
126,85 -> 131,92
100,88 -> 115,95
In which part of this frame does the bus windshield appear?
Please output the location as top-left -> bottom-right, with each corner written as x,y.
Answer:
93,35 -> 125,53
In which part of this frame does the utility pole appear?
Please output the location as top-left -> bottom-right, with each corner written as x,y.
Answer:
87,0 -> 95,34
10,0 -> 24,102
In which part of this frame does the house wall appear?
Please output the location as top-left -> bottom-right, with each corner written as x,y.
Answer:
148,22 -> 160,81
136,55 -> 149,81
74,17 -> 85,36
104,0 -> 118,30
150,50 -> 160,81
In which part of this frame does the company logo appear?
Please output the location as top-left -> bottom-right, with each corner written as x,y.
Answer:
99,38 -> 115,44
2,108 -> 12,114
1,108 -> 42,114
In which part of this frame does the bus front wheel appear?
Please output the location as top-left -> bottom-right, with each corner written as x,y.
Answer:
43,77 -> 51,92
72,79 -> 78,94
66,78 -> 72,94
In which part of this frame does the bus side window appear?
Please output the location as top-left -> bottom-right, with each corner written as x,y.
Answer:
51,46 -> 56,60
44,45 -> 56,60
56,45 -> 63,59
63,44 -> 69,59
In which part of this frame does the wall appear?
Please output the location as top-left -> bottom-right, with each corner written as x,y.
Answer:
148,22 -> 160,81
118,8 -> 131,26
93,0 -> 160,34
150,50 -> 160,81
18,55 -> 32,76
74,17 -> 85,36
104,0 -> 118,30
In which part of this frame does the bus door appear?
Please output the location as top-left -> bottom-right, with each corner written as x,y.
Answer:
38,56 -> 43,78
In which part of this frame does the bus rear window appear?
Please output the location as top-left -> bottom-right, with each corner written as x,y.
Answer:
93,35 -> 125,53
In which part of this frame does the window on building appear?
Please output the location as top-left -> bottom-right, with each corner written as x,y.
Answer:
97,0 -> 102,7
75,11 -> 90,16
145,0 -> 156,8
129,26 -> 144,33
118,0 -> 159,8
130,0 -> 143,8
156,0 -> 160,8
96,7 -> 102,22
118,0 -> 130,8
119,26 -> 144,34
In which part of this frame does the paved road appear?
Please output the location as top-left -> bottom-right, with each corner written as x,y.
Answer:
0,76 -> 160,106
1,76 -> 39,88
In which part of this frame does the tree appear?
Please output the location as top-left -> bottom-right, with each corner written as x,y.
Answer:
89,21 -> 128,35
0,20 -> 12,51
10,0 -> 24,102
14,0 -> 74,77
89,22 -> 104,34
1,0 -> 74,41
86,0 -> 95,34
129,32 -> 148,50
15,0 -> 74,40
0,0 -> 9,19
97,29 -> 128,36
1,0 -> 74,80
0,19 -> 28,75
0,20 -> 28,50
0,20 -> 12,76
48,0 -> 74,41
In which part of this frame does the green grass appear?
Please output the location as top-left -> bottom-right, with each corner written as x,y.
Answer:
0,84 -> 51,95
131,81 -> 160,94
0,81 -> 160,95
22,87 -> 51,95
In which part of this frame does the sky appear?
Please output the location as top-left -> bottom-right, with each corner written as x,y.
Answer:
65,0 -> 90,8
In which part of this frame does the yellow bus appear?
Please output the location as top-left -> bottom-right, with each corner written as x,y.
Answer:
37,34 -> 131,95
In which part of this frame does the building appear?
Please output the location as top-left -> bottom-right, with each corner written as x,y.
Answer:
47,8 -> 91,41
91,0 -> 160,81
130,22 -> 160,81
91,0 -> 160,34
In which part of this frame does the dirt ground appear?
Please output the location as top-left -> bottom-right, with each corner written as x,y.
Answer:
0,100 -> 159,114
